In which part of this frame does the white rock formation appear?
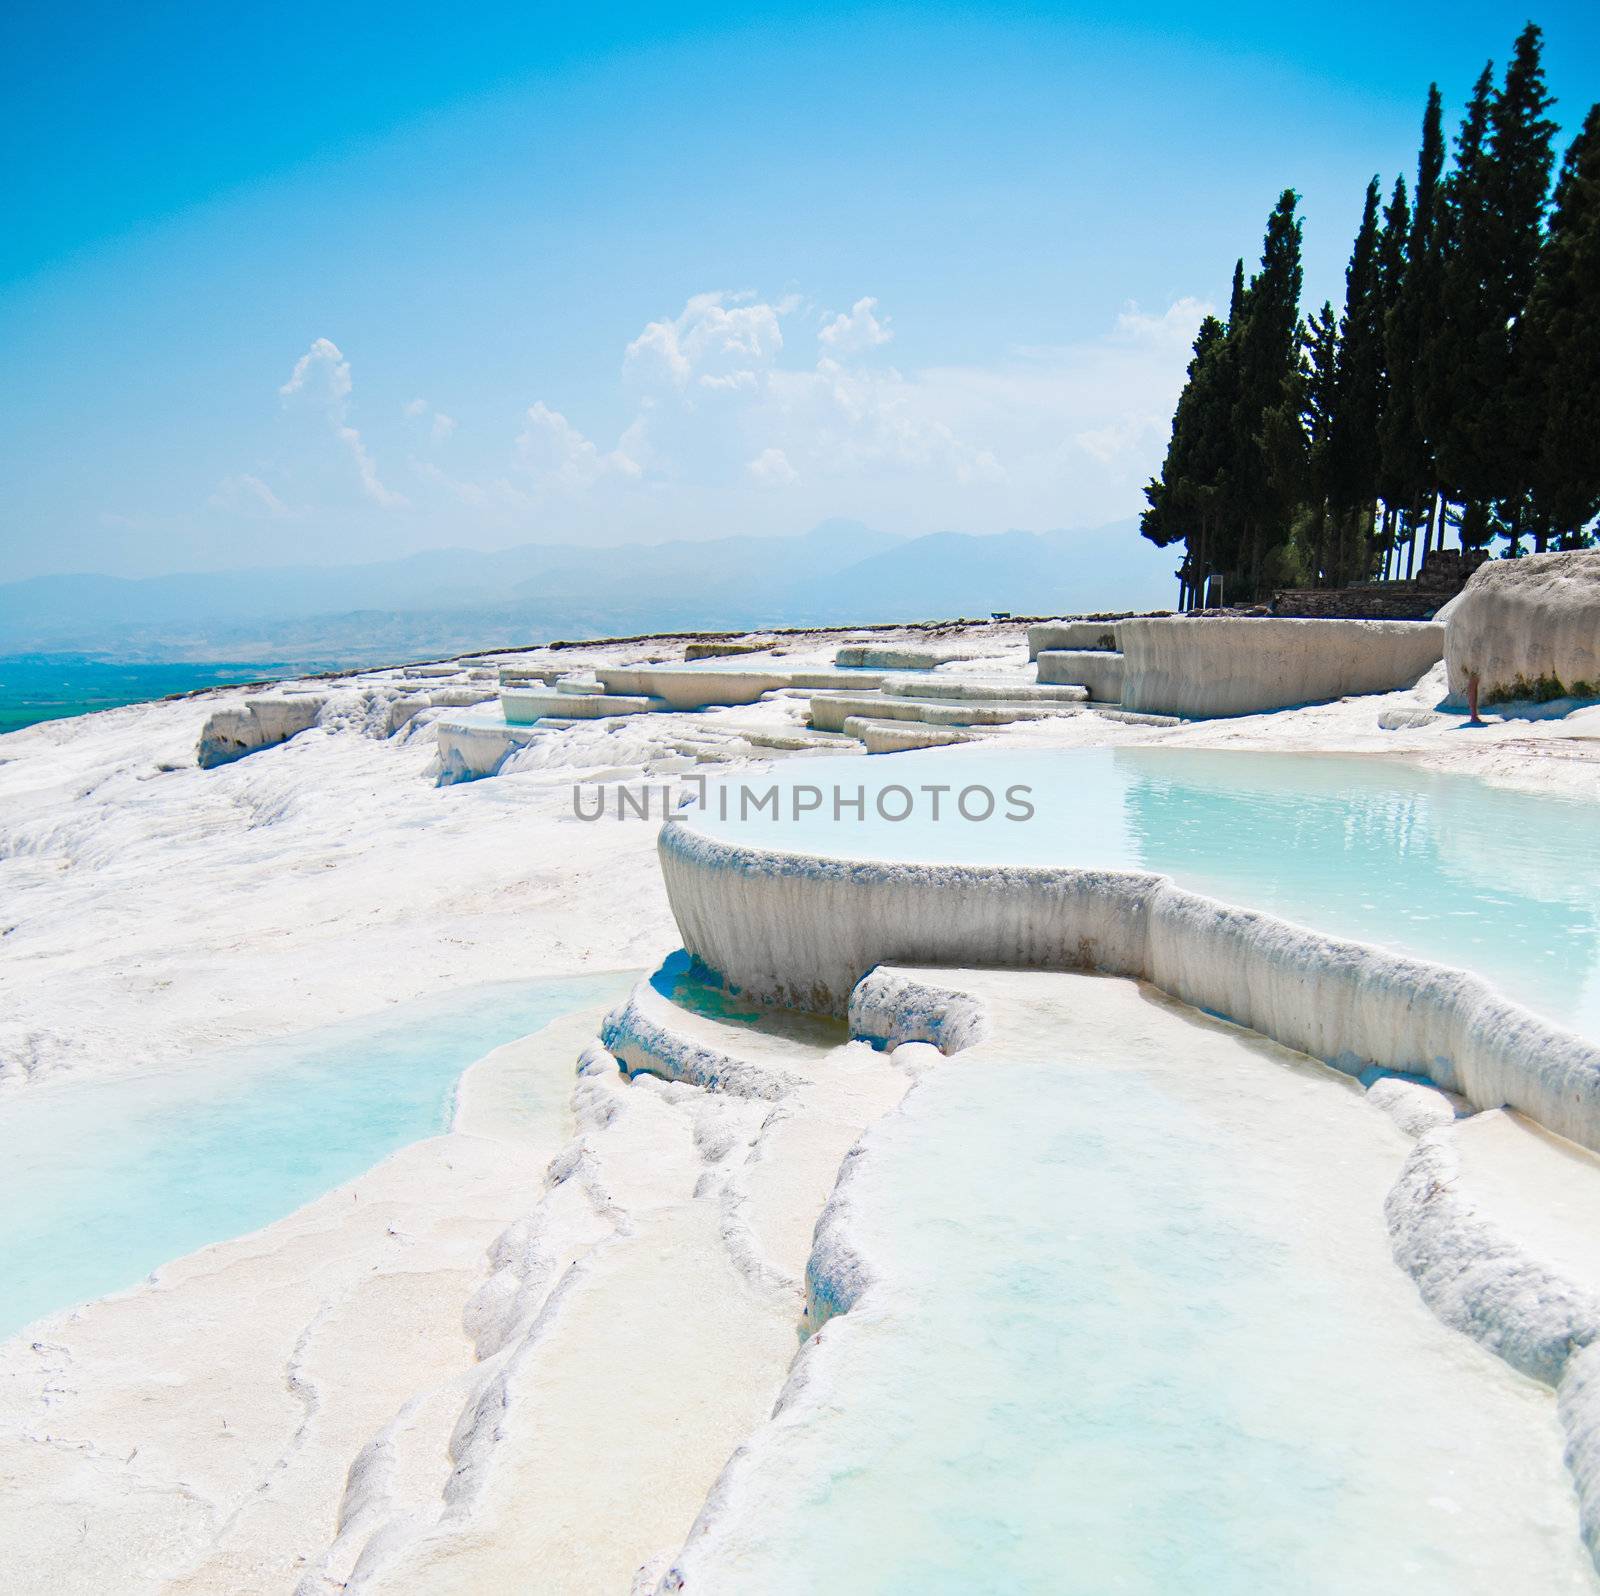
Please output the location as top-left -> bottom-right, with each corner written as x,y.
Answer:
1120,617 -> 1444,718
808,693 -> 1078,732
1026,618 -> 1123,659
879,676 -> 1086,702
1445,550 -> 1600,708
197,692 -> 326,767
833,644 -> 983,669
657,820 -> 1600,1153
1034,647 -> 1126,700
842,717 -> 971,753
595,665 -> 793,708
499,687 -> 666,723
432,710 -> 545,781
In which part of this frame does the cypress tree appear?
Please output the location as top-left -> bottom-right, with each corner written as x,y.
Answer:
1408,85 -> 1449,564
1328,178 -> 1385,584
1430,62 -> 1496,546
1142,314 -> 1236,605
1375,175 -> 1411,576
1301,301 -> 1341,583
1518,105 -> 1600,545
1434,28 -> 1558,547
1483,22 -> 1560,544
1231,190 -> 1308,598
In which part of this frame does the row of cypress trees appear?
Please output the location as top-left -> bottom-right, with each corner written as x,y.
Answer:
1141,23 -> 1599,608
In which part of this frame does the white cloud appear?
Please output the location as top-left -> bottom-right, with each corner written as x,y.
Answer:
515,401 -> 641,491
403,396 -> 457,443
279,337 -> 408,509
747,447 -> 798,485
208,473 -> 290,517
818,296 -> 892,353
242,290 -> 1208,548
1111,296 -> 1209,351
625,291 -> 787,388
412,460 -> 530,512
493,286 -> 1209,538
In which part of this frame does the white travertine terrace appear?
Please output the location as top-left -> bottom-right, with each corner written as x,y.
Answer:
880,676 -> 1087,702
842,716 -> 971,753
1034,647 -> 1127,700
11,615 -> 1600,1590
595,665 -> 793,708
657,819 -> 1600,1155
434,710 -> 545,780
1445,550 -> 1600,708
834,644 -> 984,668
499,687 -> 666,722
807,693 -> 1080,732
1026,618 -> 1124,659
1120,616 -> 1445,718
196,693 -> 326,767
659,966 -> 1600,1589
418,685 -> 498,708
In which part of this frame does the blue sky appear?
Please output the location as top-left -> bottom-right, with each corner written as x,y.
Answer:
2,1 -> 1595,580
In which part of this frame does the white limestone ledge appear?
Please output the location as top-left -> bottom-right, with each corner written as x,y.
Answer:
1034,648 -> 1126,701
500,688 -> 666,723
657,818 -> 1600,1155
881,676 -> 1087,703
1027,619 -> 1123,659
595,665 -> 793,709
809,693 -> 1080,733
197,684 -> 415,768
599,981 -> 802,1101
1120,616 -> 1444,719
197,693 -> 325,767
847,966 -> 988,1053
434,711 -> 544,783
834,644 -> 984,669
842,717 -> 972,754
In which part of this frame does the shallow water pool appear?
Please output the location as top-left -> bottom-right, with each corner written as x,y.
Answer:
0,971 -> 632,1340
688,746 -> 1600,1042
673,982 -> 1596,1592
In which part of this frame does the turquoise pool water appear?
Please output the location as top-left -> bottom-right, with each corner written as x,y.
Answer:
688,746 -> 1600,1042
678,1037 -> 1594,1592
0,972 -> 632,1340
0,654 -> 338,734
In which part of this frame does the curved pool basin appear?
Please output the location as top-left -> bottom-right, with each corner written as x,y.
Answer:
680,745 -> 1600,1045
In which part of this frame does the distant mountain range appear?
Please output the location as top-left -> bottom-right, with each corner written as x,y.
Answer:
0,519 -> 1176,663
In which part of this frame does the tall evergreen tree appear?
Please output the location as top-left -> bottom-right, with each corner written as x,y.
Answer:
1230,190 -> 1308,597
1301,301 -> 1341,582
1435,28 -> 1558,545
1383,86 -> 1447,572
1483,22 -> 1561,543
1141,314 -> 1236,605
1518,104 -> 1600,545
1375,175 -> 1412,575
1430,61 -> 1496,542
1327,178 -> 1385,584
1136,28 -> 1585,595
